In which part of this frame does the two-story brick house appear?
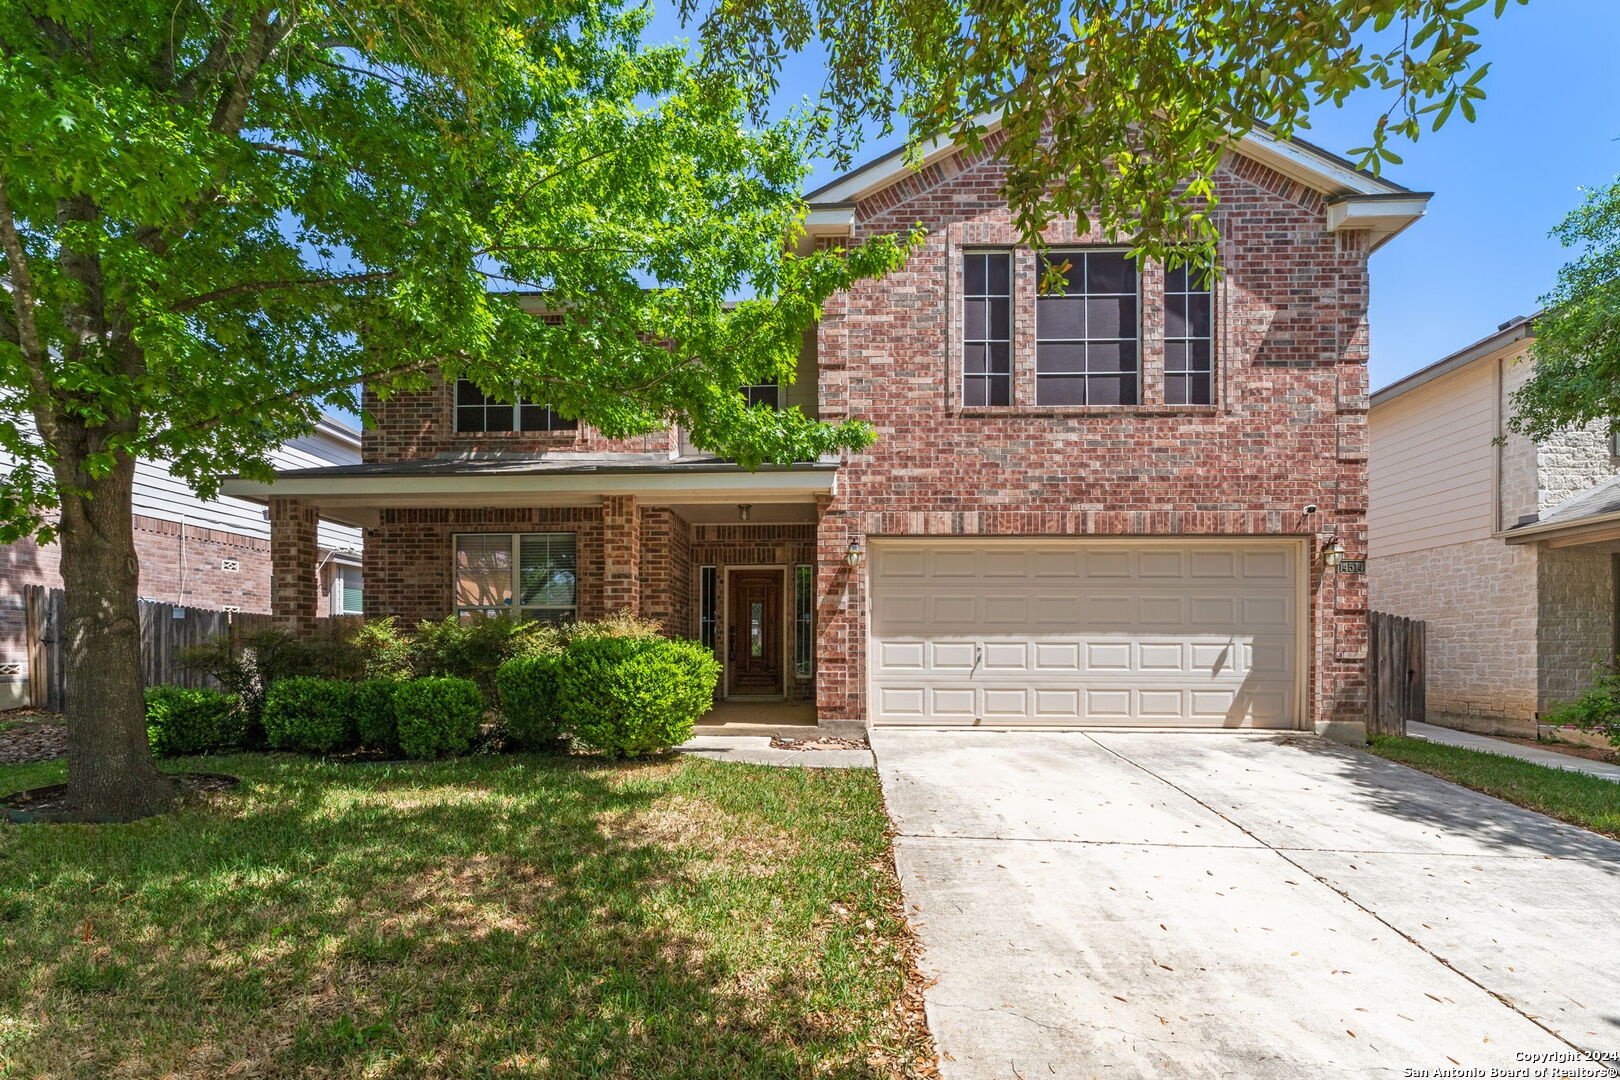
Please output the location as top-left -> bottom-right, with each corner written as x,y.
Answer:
223,120 -> 1427,738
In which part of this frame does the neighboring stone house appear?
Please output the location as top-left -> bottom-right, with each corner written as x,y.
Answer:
1368,317 -> 1620,735
0,417 -> 365,708
224,119 -> 1428,738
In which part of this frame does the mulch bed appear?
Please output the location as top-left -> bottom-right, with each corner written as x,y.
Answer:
2,771 -> 239,823
769,735 -> 871,752
0,710 -> 67,765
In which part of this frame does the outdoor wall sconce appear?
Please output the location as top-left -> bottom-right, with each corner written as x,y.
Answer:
845,537 -> 864,567
1321,536 -> 1345,567
737,504 -> 752,522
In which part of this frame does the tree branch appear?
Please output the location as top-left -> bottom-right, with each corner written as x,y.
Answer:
170,269 -> 404,313
184,355 -> 445,434
0,171 -> 60,448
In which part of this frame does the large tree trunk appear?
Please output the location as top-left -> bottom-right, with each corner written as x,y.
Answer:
58,449 -> 176,822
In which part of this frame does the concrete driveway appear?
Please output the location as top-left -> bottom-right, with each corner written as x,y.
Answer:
873,730 -> 1620,1079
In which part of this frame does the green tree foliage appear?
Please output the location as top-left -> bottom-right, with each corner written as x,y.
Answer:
1508,180 -> 1620,443
685,0 -> 1525,267
0,0 -> 915,819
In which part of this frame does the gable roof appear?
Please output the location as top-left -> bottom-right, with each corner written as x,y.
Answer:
801,110 -> 1431,249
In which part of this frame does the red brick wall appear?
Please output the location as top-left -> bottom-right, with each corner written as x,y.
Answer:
2,515 -> 273,672
640,508 -> 694,636
813,139 -> 1371,728
363,507 -> 608,626
362,377 -> 675,462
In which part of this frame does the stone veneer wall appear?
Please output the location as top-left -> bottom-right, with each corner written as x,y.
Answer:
811,137 -> 1375,729
1537,540 -> 1620,712
1367,536 -> 1539,734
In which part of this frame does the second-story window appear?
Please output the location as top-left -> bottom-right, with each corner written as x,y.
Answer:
454,379 -> 577,433
741,384 -> 781,409
1036,250 -> 1139,405
1165,265 -> 1214,405
963,252 -> 1012,406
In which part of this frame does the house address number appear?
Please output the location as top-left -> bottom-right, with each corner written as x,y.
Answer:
1337,559 -> 1366,574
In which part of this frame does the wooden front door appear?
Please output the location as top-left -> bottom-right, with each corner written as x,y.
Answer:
728,570 -> 783,695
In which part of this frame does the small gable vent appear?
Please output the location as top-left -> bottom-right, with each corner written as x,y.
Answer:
220,558 -> 241,572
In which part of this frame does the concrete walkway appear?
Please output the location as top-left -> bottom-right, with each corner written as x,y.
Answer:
677,735 -> 873,769
873,730 -> 1620,1079
1409,720 -> 1620,782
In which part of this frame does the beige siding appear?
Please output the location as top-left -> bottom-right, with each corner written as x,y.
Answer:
783,330 -> 819,417
1368,361 -> 1497,557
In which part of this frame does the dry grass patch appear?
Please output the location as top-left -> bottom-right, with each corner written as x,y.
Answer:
0,752 -> 935,1079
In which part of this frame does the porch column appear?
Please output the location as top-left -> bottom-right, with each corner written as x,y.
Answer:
601,494 -> 642,614
815,492 -> 865,729
269,496 -> 320,631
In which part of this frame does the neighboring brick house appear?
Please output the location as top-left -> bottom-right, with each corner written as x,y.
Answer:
0,418 -> 365,709
1369,316 -> 1620,736
224,119 -> 1428,738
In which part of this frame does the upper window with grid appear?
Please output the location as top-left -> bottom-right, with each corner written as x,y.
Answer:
963,252 -> 1012,406
454,380 -> 577,433
1165,265 -> 1214,405
1035,251 -> 1139,405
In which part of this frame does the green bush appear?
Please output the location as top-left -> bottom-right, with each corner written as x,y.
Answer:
1543,665 -> 1620,747
393,677 -> 484,759
353,679 -> 401,751
553,637 -> 720,758
144,686 -> 246,758
411,615 -> 560,695
350,617 -> 416,680
263,677 -> 357,753
496,654 -> 566,748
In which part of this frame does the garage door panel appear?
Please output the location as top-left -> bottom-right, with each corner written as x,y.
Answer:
870,540 -> 1301,729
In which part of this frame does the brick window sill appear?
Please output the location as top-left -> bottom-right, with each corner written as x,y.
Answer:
953,404 -> 1222,418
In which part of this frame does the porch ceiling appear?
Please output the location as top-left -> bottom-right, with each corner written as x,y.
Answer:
219,454 -> 836,529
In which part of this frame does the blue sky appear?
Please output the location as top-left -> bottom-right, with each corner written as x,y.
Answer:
642,0 -> 1620,391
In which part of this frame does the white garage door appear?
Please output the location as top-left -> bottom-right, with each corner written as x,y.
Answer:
869,539 -> 1302,728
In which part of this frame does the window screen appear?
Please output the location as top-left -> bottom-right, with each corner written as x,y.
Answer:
963,252 -> 1012,406
338,566 -> 363,615
1035,251 -> 1139,405
1164,265 -> 1214,405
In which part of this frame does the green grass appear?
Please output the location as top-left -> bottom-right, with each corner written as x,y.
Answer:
1368,735 -> 1620,838
0,753 -> 931,1079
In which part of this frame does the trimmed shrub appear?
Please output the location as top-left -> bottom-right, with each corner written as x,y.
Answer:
1543,665 -> 1620,748
553,637 -> 720,758
496,654 -> 566,748
144,686 -> 245,758
411,615 -> 560,696
354,679 -> 401,751
263,677 -> 357,753
394,677 -> 484,759
350,617 -> 416,680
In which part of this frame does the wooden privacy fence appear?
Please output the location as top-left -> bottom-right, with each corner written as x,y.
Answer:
22,585 -> 349,711
1367,610 -> 1426,736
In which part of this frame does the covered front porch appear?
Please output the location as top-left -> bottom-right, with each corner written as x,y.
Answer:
222,454 -> 853,729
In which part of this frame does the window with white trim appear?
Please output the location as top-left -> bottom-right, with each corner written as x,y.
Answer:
454,380 -> 576,433
1164,264 -> 1214,405
333,565 -> 363,615
963,251 -> 1012,406
454,533 -> 576,622
1035,250 -> 1139,405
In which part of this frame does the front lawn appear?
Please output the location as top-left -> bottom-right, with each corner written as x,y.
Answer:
0,753 -> 933,1079
1368,735 -> 1620,838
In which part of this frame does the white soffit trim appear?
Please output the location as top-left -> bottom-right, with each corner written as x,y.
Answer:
219,469 -> 835,501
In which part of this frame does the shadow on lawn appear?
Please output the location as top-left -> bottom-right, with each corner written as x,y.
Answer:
2,754 -> 904,1079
